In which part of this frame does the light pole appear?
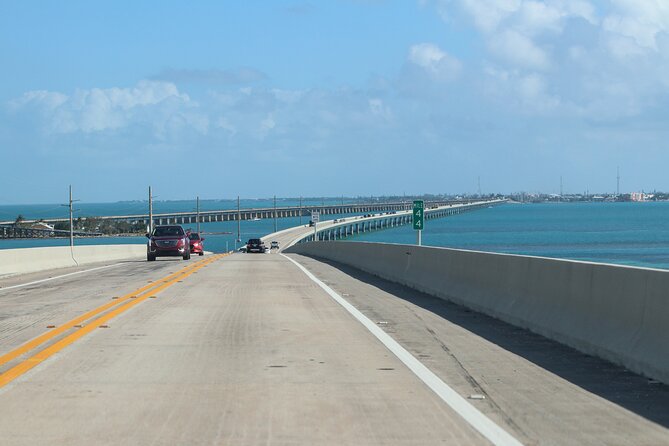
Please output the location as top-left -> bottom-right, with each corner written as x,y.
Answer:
148,186 -> 153,234
61,185 -> 79,247
236,195 -> 241,243
196,195 -> 200,235
299,196 -> 302,225
273,195 -> 277,233
69,185 -> 74,247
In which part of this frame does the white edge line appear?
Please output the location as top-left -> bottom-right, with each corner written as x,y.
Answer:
281,253 -> 524,446
0,262 -> 126,293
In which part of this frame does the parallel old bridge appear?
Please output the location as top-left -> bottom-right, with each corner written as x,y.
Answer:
0,199 -> 483,227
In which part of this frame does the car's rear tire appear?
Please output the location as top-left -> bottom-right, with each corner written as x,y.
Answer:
199,252 -> 204,256
147,253 -> 156,262
183,250 -> 190,260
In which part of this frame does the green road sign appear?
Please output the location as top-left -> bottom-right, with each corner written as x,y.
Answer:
412,200 -> 424,230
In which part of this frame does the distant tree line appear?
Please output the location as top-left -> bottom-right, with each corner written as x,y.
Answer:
52,217 -> 145,235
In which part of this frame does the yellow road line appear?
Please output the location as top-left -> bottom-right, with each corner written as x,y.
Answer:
0,253 -> 226,388
0,254 -> 223,371
0,257 -> 209,368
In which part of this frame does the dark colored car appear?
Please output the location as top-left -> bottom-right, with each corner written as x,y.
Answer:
270,241 -> 279,250
246,238 -> 266,253
188,232 -> 205,256
146,225 -> 190,261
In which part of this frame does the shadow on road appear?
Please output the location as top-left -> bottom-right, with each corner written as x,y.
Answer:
298,254 -> 669,429
118,258 -> 190,263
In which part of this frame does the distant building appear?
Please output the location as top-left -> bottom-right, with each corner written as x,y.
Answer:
630,192 -> 653,202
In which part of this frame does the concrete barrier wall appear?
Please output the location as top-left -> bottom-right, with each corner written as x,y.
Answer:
286,241 -> 669,384
0,244 -> 146,277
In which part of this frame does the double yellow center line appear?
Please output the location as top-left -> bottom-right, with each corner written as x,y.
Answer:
0,253 -> 227,389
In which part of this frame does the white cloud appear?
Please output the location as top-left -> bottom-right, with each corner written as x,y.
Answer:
483,66 -> 560,112
424,0 -> 669,119
272,89 -> 304,104
508,0 -> 598,35
260,114 -> 276,137
460,0 -> 522,32
9,90 -> 68,110
216,116 -> 237,135
517,73 -> 561,109
563,0 -> 598,24
489,29 -> 550,69
448,0 -> 596,34
408,43 -> 462,81
8,81 -> 201,135
431,0 -> 600,72
603,0 -> 669,51
516,1 -> 568,35
605,34 -> 648,59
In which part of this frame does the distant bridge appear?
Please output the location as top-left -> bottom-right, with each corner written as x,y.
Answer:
1,199 -> 488,228
292,200 -> 504,244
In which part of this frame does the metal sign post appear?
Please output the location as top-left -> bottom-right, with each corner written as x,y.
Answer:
311,211 -> 320,241
412,200 -> 424,246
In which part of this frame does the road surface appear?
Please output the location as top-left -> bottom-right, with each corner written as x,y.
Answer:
0,237 -> 667,444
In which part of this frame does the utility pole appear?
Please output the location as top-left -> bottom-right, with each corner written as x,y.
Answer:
560,176 -> 563,201
69,185 -> 74,247
236,195 -> 241,243
617,166 -> 620,196
196,195 -> 200,235
273,195 -> 277,233
61,185 -> 80,247
477,176 -> 481,197
148,186 -> 153,234
299,196 -> 303,225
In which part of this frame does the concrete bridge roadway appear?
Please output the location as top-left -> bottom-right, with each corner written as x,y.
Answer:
0,212 -> 667,444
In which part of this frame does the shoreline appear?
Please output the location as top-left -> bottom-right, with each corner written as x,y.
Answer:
0,233 -> 145,242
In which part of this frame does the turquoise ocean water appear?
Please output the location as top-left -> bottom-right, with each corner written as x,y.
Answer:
3,200 -> 669,270
350,202 -> 669,270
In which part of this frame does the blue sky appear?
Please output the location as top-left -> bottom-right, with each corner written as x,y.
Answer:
2,0 -> 669,203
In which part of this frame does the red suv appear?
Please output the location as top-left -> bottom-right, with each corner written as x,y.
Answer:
146,225 -> 190,261
188,232 -> 205,256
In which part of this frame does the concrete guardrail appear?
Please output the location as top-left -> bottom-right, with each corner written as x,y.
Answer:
0,244 -> 146,278
286,241 -> 669,384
